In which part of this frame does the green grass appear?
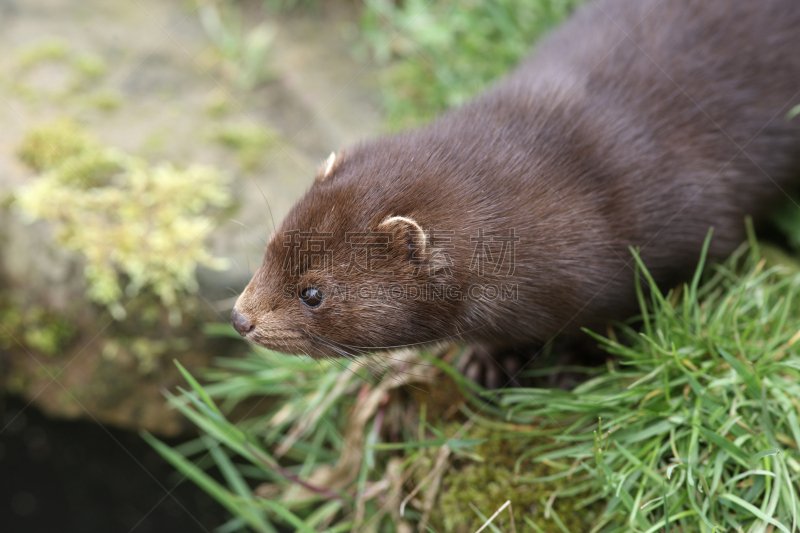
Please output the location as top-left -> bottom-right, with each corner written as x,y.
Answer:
359,0 -> 585,128
488,231 -> 800,532
154,3 -> 800,530
148,227 -> 800,532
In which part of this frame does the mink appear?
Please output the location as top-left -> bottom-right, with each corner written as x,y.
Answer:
231,0 -> 800,385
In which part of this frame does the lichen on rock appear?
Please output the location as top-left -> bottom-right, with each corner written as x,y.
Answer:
15,119 -> 232,323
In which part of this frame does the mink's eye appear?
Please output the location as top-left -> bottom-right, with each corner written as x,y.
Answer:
299,287 -> 324,308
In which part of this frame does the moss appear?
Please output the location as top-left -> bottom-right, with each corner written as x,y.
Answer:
22,311 -> 76,357
140,130 -> 169,156
0,194 -> 14,210
434,426 -> 600,532
5,368 -> 31,395
203,88 -> 232,118
69,54 -> 109,92
16,118 -> 98,171
72,53 -> 107,80
0,306 -> 23,351
16,38 -> 70,69
15,120 -> 232,322
0,300 -> 76,358
86,91 -> 124,111
3,79 -> 40,103
103,336 -> 192,374
13,40 -> 109,104
32,364 -> 60,381
209,124 -> 278,172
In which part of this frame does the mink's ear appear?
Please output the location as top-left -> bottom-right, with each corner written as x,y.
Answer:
378,215 -> 427,257
316,152 -> 339,182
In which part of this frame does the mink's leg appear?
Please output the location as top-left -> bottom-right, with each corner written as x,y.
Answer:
457,343 -> 525,389
458,334 -> 609,389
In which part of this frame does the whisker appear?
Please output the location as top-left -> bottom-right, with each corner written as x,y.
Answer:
315,350 -> 369,384
310,336 -> 388,373
231,218 -> 267,248
313,334 -> 437,370
348,349 -> 437,369
304,333 -> 431,388
304,333 -> 394,374
213,295 -> 240,312
225,286 -> 240,297
312,321 -> 489,353
254,182 -> 277,237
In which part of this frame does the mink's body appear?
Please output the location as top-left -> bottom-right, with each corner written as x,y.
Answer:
232,0 -> 800,378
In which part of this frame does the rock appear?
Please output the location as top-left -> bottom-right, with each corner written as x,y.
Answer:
0,0 -> 383,435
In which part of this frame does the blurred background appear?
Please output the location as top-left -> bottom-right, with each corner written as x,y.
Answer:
0,0 -> 582,530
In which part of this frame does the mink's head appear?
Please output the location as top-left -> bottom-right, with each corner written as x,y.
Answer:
231,149 -> 462,358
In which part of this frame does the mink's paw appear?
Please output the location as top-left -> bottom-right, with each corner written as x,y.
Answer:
457,344 -> 524,389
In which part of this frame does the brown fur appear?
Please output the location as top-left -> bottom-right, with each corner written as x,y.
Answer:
233,0 -> 800,369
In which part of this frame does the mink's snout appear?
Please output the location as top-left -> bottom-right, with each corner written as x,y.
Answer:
231,308 -> 255,336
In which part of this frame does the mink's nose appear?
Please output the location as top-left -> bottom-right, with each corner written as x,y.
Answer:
231,308 -> 255,336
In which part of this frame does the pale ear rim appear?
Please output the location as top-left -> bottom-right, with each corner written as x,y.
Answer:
378,215 -> 427,256
317,152 -> 337,181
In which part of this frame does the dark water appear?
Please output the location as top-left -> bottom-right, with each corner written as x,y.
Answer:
0,395 -> 227,533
